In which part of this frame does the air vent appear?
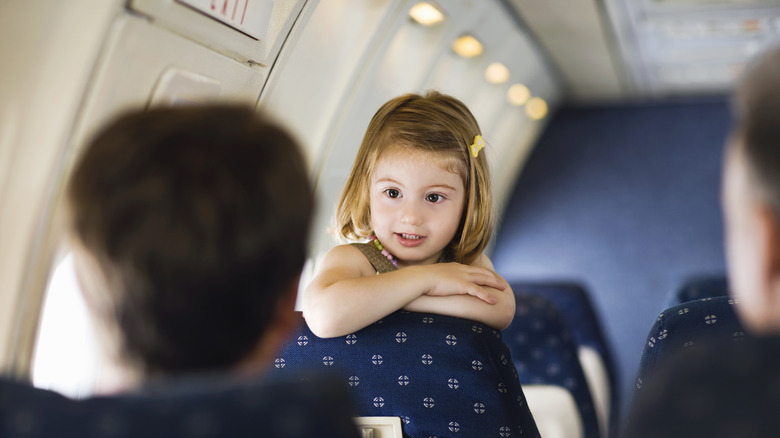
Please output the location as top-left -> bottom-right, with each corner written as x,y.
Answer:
652,0 -> 780,5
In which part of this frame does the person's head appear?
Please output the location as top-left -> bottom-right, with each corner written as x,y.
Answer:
66,105 -> 313,378
335,91 -> 493,266
723,43 -> 780,333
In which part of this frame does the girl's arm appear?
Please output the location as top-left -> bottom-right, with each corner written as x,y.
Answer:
402,254 -> 516,330
302,245 -> 505,338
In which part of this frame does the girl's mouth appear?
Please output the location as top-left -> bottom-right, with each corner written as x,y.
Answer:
396,233 -> 425,247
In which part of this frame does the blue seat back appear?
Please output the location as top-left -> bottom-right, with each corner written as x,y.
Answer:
669,275 -> 729,306
503,293 -> 600,438
274,310 -> 540,438
635,296 -> 746,393
0,373 -> 359,438
511,283 -> 617,403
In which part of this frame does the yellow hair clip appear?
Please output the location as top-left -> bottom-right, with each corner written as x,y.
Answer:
470,135 -> 485,158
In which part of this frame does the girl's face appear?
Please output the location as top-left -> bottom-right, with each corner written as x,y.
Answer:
369,146 -> 466,267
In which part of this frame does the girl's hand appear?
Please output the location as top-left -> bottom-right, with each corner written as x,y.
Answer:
421,262 -> 506,304
403,254 -> 515,330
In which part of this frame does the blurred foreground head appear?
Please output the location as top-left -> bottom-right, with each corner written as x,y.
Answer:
724,43 -> 780,334
66,105 -> 313,380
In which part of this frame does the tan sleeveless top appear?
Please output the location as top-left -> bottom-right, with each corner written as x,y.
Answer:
351,242 -> 455,274
351,243 -> 398,274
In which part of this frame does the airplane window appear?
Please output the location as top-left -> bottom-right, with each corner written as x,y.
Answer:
31,253 -> 100,399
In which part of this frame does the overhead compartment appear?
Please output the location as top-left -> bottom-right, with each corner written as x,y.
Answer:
129,0 -> 307,67
69,13 -> 269,150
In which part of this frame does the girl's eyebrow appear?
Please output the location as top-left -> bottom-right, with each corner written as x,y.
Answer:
374,177 -> 458,192
425,183 -> 459,192
374,177 -> 403,186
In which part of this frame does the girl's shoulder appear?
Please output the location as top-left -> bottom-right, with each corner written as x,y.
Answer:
469,252 -> 495,269
318,243 -> 377,277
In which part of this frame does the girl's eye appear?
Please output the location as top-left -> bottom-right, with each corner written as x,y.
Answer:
385,189 -> 400,199
426,193 -> 443,203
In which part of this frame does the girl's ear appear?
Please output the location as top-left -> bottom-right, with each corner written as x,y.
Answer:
756,203 -> 780,328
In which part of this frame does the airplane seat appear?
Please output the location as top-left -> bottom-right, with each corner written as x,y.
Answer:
0,372 -> 360,438
273,310 -> 540,438
634,296 -> 746,395
503,293 -> 601,438
666,274 -> 729,307
510,283 -> 614,437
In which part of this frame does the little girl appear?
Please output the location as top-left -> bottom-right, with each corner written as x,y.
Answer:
303,91 -> 515,338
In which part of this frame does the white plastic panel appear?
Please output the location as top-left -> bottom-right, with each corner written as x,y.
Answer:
579,346 -> 611,438
260,0 -> 400,172
354,417 -> 403,438
524,385 -> 585,438
0,0 -> 124,374
69,14 -> 267,154
149,68 -> 223,107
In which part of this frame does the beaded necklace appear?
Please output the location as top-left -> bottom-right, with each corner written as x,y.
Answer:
369,235 -> 398,267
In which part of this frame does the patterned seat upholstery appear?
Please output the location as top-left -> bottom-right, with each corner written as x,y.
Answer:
668,275 -> 729,306
634,296 -> 746,394
503,293 -> 600,438
274,311 -> 540,438
0,373 -> 360,438
511,282 -> 617,426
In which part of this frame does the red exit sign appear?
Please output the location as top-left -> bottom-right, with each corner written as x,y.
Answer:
176,0 -> 273,40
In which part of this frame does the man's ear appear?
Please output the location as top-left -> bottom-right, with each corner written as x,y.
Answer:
756,203 -> 780,324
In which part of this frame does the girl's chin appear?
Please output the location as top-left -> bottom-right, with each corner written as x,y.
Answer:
394,252 -> 443,267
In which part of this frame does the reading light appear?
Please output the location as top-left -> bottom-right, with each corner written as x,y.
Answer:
525,97 -> 548,120
507,84 -> 530,106
452,35 -> 483,58
485,62 -> 510,84
409,2 -> 444,26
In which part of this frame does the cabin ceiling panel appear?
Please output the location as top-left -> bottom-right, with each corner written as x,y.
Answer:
507,0 -> 780,102
505,0 -> 629,103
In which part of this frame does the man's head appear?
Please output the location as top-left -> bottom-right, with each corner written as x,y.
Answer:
66,105 -> 313,376
724,44 -> 780,333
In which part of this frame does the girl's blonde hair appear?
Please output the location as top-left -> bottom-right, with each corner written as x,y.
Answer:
335,91 -> 493,265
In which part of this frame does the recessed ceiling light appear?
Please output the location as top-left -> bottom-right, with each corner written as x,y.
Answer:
409,2 -> 444,26
507,84 -> 530,106
452,35 -> 483,58
485,62 -> 510,84
526,97 -> 548,120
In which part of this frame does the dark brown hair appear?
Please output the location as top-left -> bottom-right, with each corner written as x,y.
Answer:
67,105 -> 313,375
733,43 -> 780,214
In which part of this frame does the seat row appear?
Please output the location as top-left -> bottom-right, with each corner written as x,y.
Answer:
274,282 -> 617,438
1,282 -> 619,438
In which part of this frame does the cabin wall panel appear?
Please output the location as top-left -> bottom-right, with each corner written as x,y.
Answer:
2,0 -> 274,377
69,15 -> 267,153
259,0 -> 400,173
0,0 -> 124,375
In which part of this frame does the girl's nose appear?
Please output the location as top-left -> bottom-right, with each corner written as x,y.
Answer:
400,203 -> 423,226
